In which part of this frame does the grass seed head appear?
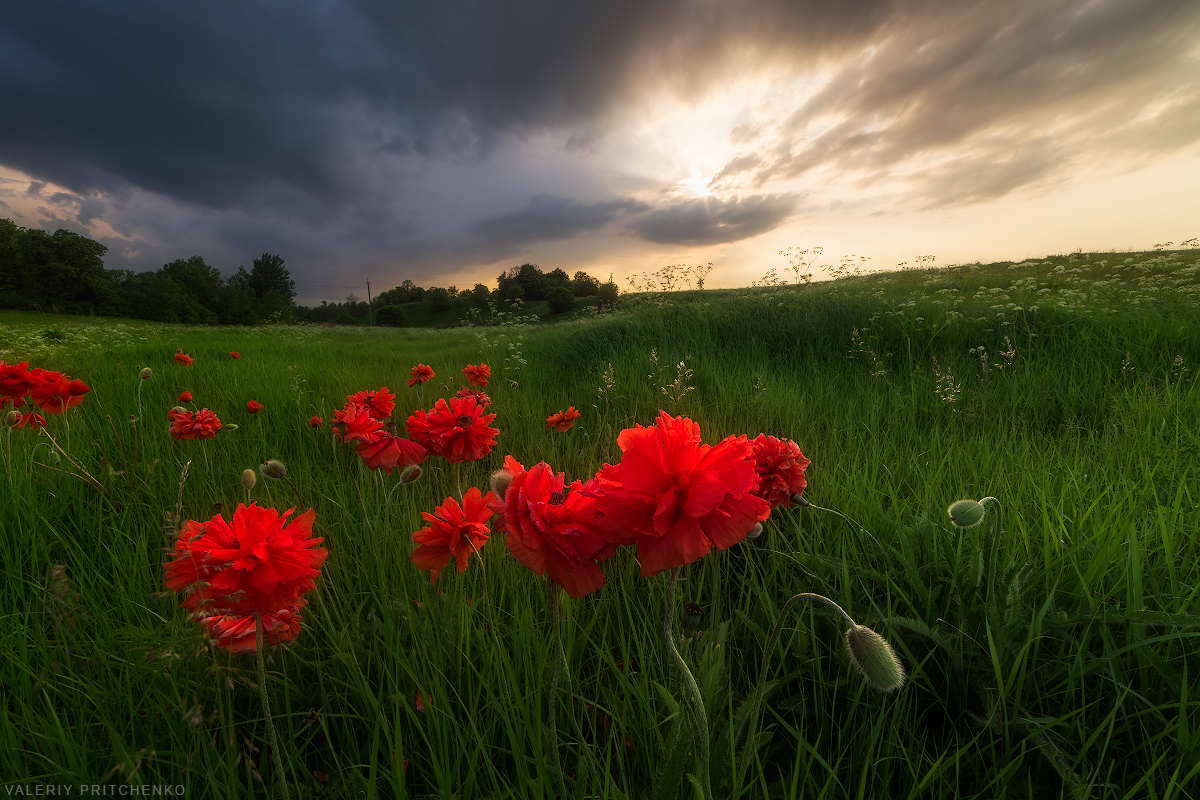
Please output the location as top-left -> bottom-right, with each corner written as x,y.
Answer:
845,624 -> 906,692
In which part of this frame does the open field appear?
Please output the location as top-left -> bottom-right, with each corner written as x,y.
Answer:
2,250 -> 1199,798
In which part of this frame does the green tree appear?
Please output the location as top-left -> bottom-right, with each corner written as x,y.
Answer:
546,285 -> 576,314
571,270 -> 600,297
160,256 -> 223,318
375,305 -> 406,327
515,263 -> 546,300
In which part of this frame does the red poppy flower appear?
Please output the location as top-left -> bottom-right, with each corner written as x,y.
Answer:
164,502 -> 326,618
174,349 -> 194,365
200,603 -> 306,654
356,433 -> 427,475
406,396 -> 498,463
347,386 -> 396,419
462,363 -> 491,388
497,457 -> 615,598
14,410 -> 46,429
545,406 -> 580,433
593,411 -> 771,577
0,361 -> 33,400
177,391 -> 193,403
407,364 -> 435,387
749,434 -> 810,508
454,387 -> 491,407
308,416 -> 324,428
168,407 -> 223,440
332,402 -> 384,444
229,352 -> 241,359
246,400 -> 264,414
30,374 -> 89,414
411,487 -> 497,575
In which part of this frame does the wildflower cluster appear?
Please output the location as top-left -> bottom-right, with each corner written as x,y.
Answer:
1,359 -> 92,429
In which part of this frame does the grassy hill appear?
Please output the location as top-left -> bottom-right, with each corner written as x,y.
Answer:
1,248 -> 1198,798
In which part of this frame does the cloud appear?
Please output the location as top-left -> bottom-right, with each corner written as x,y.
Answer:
629,193 -> 797,246
468,194 -> 646,247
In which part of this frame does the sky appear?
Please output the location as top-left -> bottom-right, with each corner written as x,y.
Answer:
1,0 -> 1198,306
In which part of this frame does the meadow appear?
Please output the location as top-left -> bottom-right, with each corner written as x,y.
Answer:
2,250 -> 1199,799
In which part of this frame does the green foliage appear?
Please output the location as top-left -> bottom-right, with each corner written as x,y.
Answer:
546,285 -> 576,314
374,305 -> 406,327
595,279 -> 619,309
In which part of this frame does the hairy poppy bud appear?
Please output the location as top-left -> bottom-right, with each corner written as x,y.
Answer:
948,499 -> 986,529
489,469 -> 513,501
241,469 -> 257,491
260,459 -> 287,480
223,423 -> 239,431
746,522 -> 764,540
844,625 -> 906,693
3,410 -> 19,428
400,465 -> 422,484
171,406 -> 188,415
139,367 -> 152,380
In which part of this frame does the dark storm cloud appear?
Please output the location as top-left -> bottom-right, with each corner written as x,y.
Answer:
0,0 -> 1196,293
629,194 -> 797,246
469,195 -> 647,247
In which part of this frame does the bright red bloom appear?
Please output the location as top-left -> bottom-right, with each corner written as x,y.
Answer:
749,434 -> 810,508
545,406 -> 580,433
229,352 -> 241,359
164,503 -> 326,618
406,396 -> 498,463
347,386 -> 396,419
454,387 -> 491,407
30,373 -> 89,414
356,433 -> 427,475
593,411 -> 771,577
407,364 -> 435,387
168,407 -> 222,440
308,416 -> 324,428
0,361 -> 33,400
15,410 -> 46,429
462,363 -> 491,388
246,400 -> 264,414
174,349 -> 194,365
498,456 -> 615,598
332,403 -> 384,444
177,391 -> 193,403
411,487 -> 497,575
200,603 -> 306,654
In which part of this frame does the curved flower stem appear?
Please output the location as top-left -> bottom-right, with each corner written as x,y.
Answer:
255,617 -> 292,800
979,496 -> 1003,601
664,566 -> 712,800
454,461 -> 463,502
794,495 -> 869,544
734,592 -> 855,792
546,580 -> 568,799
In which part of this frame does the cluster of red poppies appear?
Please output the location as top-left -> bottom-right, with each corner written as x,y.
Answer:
0,360 -> 92,429
164,503 -> 327,653
412,409 -> 810,597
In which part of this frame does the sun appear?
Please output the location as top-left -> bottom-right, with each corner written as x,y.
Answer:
679,166 -> 713,197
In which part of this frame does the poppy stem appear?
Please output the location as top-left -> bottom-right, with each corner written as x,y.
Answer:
734,592 -> 856,793
663,566 -> 713,800
454,462 -> 463,501
255,617 -> 292,800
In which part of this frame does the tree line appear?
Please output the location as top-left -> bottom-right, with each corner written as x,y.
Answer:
0,219 -> 617,326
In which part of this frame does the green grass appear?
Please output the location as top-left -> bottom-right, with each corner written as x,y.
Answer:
2,249 -> 1199,798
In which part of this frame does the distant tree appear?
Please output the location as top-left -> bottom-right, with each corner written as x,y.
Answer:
375,305 -> 406,327
17,227 -> 118,314
248,253 -> 296,303
515,263 -> 546,300
470,283 -> 491,310
571,270 -> 600,297
546,286 -> 576,314
505,282 -> 525,303
595,278 -> 619,310
546,268 -> 571,289
425,286 -> 451,313
160,256 -> 223,316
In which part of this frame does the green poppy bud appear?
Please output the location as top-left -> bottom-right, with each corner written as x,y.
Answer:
260,460 -> 287,480
400,465 -> 422,484
241,469 -> 257,491
844,625 -> 906,692
139,367 -> 153,380
223,423 -> 239,431
4,410 -> 20,428
489,469 -> 513,501
947,499 -> 986,528
745,522 -> 764,540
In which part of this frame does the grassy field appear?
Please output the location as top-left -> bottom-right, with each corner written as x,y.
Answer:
2,250 -> 1199,799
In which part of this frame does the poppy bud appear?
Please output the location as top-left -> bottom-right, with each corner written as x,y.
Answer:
489,468 -> 513,501
947,499 -> 986,529
791,493 -> 811,507
844,625 -> 906,693
260,459 -> 287,480
171,406 -> 187,415
241,469 -> 257,491
400,465 -> 422,484
746,522 -> 764,540
223,423 -> 239,431
139,368 -> 152,380
4,410 -> 19,428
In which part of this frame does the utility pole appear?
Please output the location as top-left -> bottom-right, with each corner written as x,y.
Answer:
366,280 -> 373,326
